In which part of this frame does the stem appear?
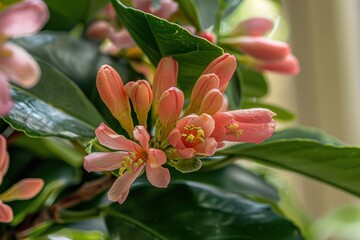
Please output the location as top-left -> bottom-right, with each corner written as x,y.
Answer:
213,0 -> 226,36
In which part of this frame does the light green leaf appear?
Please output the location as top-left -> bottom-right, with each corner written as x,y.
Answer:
3,59 -> 103,140
104,182 -> 303,239
111,0 -> 223,94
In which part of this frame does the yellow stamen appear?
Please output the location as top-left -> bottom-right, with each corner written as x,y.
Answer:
186,134 -> 195,142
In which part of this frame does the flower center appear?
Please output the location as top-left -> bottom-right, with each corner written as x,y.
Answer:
225,123 -> 243,138
181,124 -> 205,147
119,149 -> 147,175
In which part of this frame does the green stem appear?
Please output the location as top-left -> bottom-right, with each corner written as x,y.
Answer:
102,209 -> 168,240
213,0 -> 227,36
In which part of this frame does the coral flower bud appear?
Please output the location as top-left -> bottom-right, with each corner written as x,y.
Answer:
256,54 -> 300,75
87,20 -> 111,40
224,36 -> 290,61
124,80 -> 153,127
158,87 -> 184,140
152,56 -> 178,118
96,65 -> 134,137
184,74 -> 219,116
201,53 -> 237,92
198,31 -> 216,43
226,17 -> 273,37
199,89 -> 224,115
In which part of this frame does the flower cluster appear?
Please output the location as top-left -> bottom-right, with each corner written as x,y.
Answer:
0,0 -> 49,116
84,54 -> 276,204
0,135 -> 43,223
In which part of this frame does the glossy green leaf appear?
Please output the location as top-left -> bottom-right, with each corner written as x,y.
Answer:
104,182 -> 303,240
111,0 -> 223,94
171,164 -> 279,201
218,128 -> 360,197
44,0 -> 109,30
3,59 -> 103,140
37,228 -> 109,240
241,101 -> 296,121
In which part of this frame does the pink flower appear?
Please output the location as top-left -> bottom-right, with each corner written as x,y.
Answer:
168,114 -> 217,159
211,108 -> 276,147
84,123 -> 170,204
124,80 -> 153,127
96,65 -> 134,137
0,135 -> 44,223
0,0 -> 49,116
225,17 -> 274,37
152,56 -> 178,119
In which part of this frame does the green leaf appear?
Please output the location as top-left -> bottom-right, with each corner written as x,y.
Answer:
3,59 -> 103,140
104,182 -> 303,240
238,65 -> 268,98
218,128 -> 360,198
241,101 -> 296,121
44,0 -> 109,30
37,228 -> 109,240
111,0 -> 223,95
171,163 -> 279,201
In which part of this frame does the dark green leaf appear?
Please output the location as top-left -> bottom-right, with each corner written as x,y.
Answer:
238,65 -> 268,98
44,0 -> 109,30
3,59 -> 103,139
171,164 -> 279,201
37,228 -> 109,240
111,0 -> 223,95
218,129 -> 360,197
104,182 -> 303,240
241,101 -> 296,121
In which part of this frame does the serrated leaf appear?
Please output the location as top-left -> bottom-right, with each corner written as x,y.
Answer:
111,0 -> 223,95
3,59 -> 103,140
104,182 -> 303,240
218,128 -> 360,197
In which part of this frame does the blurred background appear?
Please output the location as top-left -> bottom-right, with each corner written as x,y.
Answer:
265,0 -> 360,238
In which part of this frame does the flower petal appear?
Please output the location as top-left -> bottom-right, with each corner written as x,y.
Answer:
0,43 -> 40,88
190,114 -> 215,138
148,148 -> 167,167
256,54 -> 300,75
133,126 -> 150,150
0,201 -> 13,223
167,128 -> 184,149
146,164 -> 170,188
0,0 -> 49,38
96,123 -> 139,152
194,137 -> 217,156
107,167 -> 143,204
177,148 -> 196,159
0,135 -> 9,184
0,77 -> 13,116
0,178 -> 43,201
83,152 -> 127,172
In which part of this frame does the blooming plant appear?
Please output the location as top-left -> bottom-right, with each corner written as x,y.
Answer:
0,0 -> 359,239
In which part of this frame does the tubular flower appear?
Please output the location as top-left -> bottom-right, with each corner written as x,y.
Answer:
167,114 -> 217,159
0,136 -> 44,223
124,80 -> 153,127
84,123 -> 170,204
211,108 -> 276,148
96,65 -> 134,137
0,0 -> 49,116
219,18 -> 300,75
152,56 -> 178,119
158,87 -> 184,141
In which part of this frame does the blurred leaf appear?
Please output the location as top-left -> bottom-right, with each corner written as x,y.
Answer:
171,163 -> 279,201
44,0 -> 109,31
104,182 -> 303,240
3,59 -> 103,140
111,0 -> 223,95
10,160 -> 81,225
238,65 -> 268,98
226,69 -> 242,110
241,101 -> 295,121
175,0 -> 203,32
218,127 -> 360,198
37,228 -> 109,240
